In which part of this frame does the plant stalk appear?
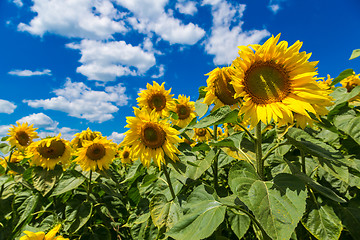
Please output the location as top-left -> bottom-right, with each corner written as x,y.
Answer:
87,170 -> 93,200
163,164 -> 176,201
301,149 -> 306,174
255,122 -> 264,180
213,124 -> 219,192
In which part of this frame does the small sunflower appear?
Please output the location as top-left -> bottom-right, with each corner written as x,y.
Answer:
7,122 -> 39,150
121,108 -> 180,169
340,72 -> 360,92
317,74 -> 334,90
20,224 -> 68,240
193,127 -> 212,143
231,34 -> 333,128
71,128 -> 102,150
26,134 -> 71,170
203,66 -> 241,110
137,81 -> 175,117
119,146 -> 132,164
172,95 -> 197,128
74,136 -> 117,171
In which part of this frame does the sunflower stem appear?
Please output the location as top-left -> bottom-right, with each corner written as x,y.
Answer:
255,122 -> 264,180
213,124 -> 219,192
301,149 -> 306,174
87,170 -> 93,200
163,164 -> 176,201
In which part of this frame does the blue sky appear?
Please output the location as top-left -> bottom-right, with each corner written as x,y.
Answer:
0,0 -> 360,143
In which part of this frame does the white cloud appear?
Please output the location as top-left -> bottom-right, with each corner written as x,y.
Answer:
0,125 -> 11,138
13,0 -> 23,7
176,1 -> 198,16
116,0 -> 205,45
203,0 -> 270,65
8,69 -> 52,77
269,4 -> 280,13
18,0 -> 127,39
0,100 -> 16,114
24,79 -> 129,123
108,131 -> 125,144
67,39 -> 156,81
151,64 -> 165,78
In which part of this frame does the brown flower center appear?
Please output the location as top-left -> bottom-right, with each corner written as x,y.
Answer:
176,104 -> 190,120
214,69 -> 240,105
244,61 -> 291,104
123,150 -> 130,159
37,140 -> 66,159
148,93 -> 167,111
140,122 -> 166,149
195,128 -> 207,137
16,131 -> 30,146
86,143 -> 106,161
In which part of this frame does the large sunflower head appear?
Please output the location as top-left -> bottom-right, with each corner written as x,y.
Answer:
231,34 -> 333,128
172,95 -> 197,128
71,128 -> 102,150
203,66 -> 241,110
20,224 -> 69,240
119,146 -> 132,164
26,134 -> 72,170
137,81 -> 175,118
74,136 -> 117,171
121,108 -> 181,169
7,122 -> 39,151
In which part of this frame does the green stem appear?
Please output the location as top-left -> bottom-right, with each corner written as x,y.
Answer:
213,124 -> 219,192
255,122 -> 264,180
237,121 -> 255,141
301,149 -> 306,174
163,165 -> 176,201
87,170 -> 93,200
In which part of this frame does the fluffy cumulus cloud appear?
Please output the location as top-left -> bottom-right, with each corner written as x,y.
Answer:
8,69 -> 51,77
17,0 -> 127,39
176,1 -> 198,15
116,0 -> 205,45
0,125 -> 11,138
203,0 -> 270,65
0,100 -> 16,114
24,79 -> 129,123
108,131 -> 125,144
67,39 -> 156,81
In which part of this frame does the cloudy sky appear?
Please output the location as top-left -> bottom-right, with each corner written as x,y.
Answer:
1,0 -> 359,143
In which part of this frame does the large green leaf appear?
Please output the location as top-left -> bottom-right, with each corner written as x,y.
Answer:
0,143 -> 10,154
329,86 -> 360,110
65,200 -> 93,233
195,98 -> 208,118
330,69 -> 354,86
14,191 -> 40,230
302,197 -> 342,240
229,161 -> 307,240
227,208 -> 251,240
51,170 -> 86,196
32,166 -> 62,196
334,112 -> 360,146
339,200 -> 360,240
149,194 -> 182,230
193,105 -> 238,128
166,185 -> 226,240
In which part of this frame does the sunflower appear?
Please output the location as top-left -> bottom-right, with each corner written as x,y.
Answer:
7,122 -> 39,151
193,127 -> 212,143
121,108 -> 180,169
20,224 -> 69,240
203,66 -> 241,110
0,150 -> 25,175
340,72 -> 360,92
231,34 -> 333,128
172,95 -> 197,128
26,134 -> 71,170
137,81 -> 175,117
74,136 -> 117,171
317,74 -> 334,90
71,128 -> 102,150
119,146 -> 132,164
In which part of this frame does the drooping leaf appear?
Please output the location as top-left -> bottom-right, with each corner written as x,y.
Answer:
14,191 -> 40,230
301,197 -> 342,240
339,200 -> 360,240
65,200 -> 93,233
229,161 -> 307,240
193,105 -> 239,128
149,194 -> 182,230
32,166 -> 62,196
51,170 -> 86,196
227,208 -> 251,240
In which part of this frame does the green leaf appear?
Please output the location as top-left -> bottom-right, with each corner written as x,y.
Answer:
80,225 -> 112,240
333,112 -> 360,146
195,98 -> 208,118
149,194 -> 182,230
227,208 -> 251,240
194,106 -> 239,128
302,197 -> 342,240
330,69 -> 354,86
51,170 -> 86,196
121,160 -> 145,184
14,192 -> 40,229
229,161 -> 307,240
349,49 -> 360,60
1,136 -> 9,141
32,166 -> 62,196
329,86 -> 360,110
0,143 -> 10,154
66,200 -> 93,233
339,200 -> 360,240
210,132 -> 244,149
191,142 -> 211,152
166,185 -> 226,240
198,86 -> 206,99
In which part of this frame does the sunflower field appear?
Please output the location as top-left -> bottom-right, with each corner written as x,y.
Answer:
1,34 -> 360,240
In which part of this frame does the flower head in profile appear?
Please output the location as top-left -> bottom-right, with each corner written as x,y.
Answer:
7,122 -> 39,151
121,108 -> 180,169
231,34 -> 333,128
203,66 -> 241,110
119,146 -> 132,164
74,136 -> 117,171
193,127 -> 212,143
71,128 -> 102,150
172,95 -> 196,128
340,72 -> 360,92
26,134 -> 71,170
137,81 -> 175,117
20,224 -> 68,240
